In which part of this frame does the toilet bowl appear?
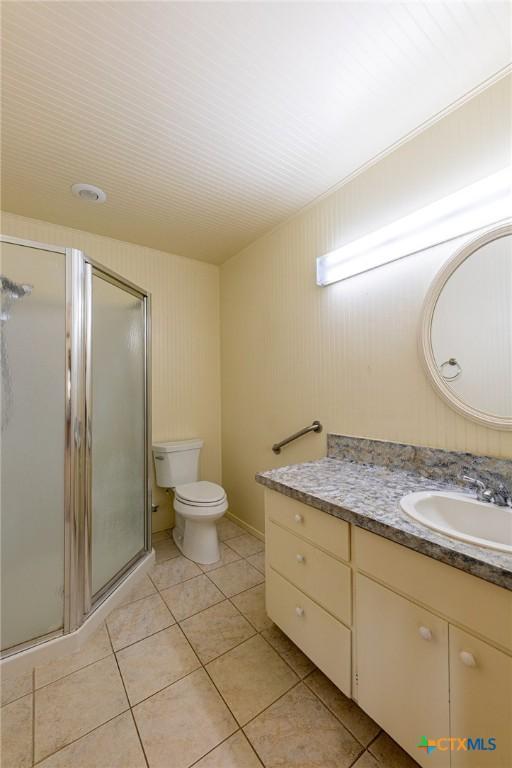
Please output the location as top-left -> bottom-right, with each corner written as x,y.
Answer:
172,480 -> 228,563
152,439 -> 228,565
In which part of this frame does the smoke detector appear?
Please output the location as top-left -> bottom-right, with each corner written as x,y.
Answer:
71,183 -> 107,203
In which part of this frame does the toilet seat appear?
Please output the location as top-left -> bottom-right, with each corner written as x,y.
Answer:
175,480 -> 226,506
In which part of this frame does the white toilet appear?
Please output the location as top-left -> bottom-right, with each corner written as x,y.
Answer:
152,439 -> 228,564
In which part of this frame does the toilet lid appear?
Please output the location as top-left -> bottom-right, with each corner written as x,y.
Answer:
175,480 -> 226,505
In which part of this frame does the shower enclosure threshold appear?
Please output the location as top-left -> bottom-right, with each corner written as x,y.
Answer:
0,549 -> 155,676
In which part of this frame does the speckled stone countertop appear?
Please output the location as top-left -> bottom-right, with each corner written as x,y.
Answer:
256,437 -> 512,591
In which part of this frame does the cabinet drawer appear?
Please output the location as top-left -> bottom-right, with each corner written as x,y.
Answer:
265,489 -> 350,562
268,520 -> 351,624
266,567 -> 351,696
354,527 -> 512,653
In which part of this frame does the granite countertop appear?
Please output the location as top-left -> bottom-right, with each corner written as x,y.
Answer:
256,456 -> 512,591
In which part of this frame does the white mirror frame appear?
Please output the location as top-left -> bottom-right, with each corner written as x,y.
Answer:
420,221 -> 512,431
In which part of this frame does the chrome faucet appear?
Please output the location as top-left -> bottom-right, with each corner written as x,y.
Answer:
461,475 -> 512,507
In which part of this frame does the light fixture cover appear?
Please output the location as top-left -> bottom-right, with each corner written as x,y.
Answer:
316,168 -> 512,286
71,183 -> 107,203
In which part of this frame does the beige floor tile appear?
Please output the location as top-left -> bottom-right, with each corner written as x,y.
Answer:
150,555 -> 201,590
304,669 -> 379,746
153,537 -> 180,563
133,668 -> 237,768
244,683 -> 363,768
216,518 -> 245,541
261,625 -> 315,678
34,655 -> 128,762
368,732 -> 420,768
107,593 -> 174,651
0,665 -> 33,706
199,542 -> 241,573
180,600 -> 255,663
207,559 -> 264,598
193,731 -> 263,767
36,712 -> 146,768
118,573 -> 158,607
35,624 -> 112,688
230,584 -> 273,631
352,751 -> 381,768
0,693 -> 33,768
227,534 -> 264,558
246,551 -> 265,574
206,634 -> 298,725
160,574 -> 224,620
152,529 -> 170,543
117,625 -> 200,704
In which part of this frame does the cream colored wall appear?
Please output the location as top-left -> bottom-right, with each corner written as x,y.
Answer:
220,75 -> 512,535
1,212 -> 221,532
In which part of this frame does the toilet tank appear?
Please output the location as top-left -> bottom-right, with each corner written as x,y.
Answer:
152,439 -> 203,488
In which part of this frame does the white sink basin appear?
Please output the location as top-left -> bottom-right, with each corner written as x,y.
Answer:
400,491 -> 512,554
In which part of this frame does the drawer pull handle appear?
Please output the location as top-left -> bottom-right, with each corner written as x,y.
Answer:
294,514 -> 303,523
459,651 -> 477,668
295,606 -> 304,617
296,553 -> 305,563
418,626 -> 432,641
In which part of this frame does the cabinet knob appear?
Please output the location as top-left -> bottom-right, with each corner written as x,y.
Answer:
459,650 -> 477,667
418,626 -> 432,641
296,553 -> 305,563
294,513 -> 303,523
295,606 -> 304,617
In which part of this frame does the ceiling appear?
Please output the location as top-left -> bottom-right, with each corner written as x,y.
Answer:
2,2 -> 511,264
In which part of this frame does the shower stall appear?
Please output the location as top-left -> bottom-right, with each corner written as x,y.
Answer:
0,236 -> 152,664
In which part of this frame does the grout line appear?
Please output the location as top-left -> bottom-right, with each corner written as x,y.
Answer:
148,568 -> 205,593
162,591 -> 226,624
111,618 -> 177,655
33,648 -> 114,693
118,631 -> 203,710
346,745 -> 367,768
25,541 -> 396,768
302,674 -> 377,747
187,729 -> 264,768
241,679 -> 303,730
128,708 -> 150,768
105,622 -> 150,768
366,730 -> 383,753
186,731 -> 241,768
32,708 -> 133,766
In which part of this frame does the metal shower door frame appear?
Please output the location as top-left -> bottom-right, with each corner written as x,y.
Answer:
81,257 -> 152,618
0,236 -> 152,645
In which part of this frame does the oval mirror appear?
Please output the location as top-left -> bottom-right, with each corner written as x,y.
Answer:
420,222 -> 512,429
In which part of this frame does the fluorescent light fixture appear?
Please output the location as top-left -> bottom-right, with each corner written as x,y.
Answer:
316,168 -> 512,286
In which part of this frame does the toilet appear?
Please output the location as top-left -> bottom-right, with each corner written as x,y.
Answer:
152,439 -> 228,564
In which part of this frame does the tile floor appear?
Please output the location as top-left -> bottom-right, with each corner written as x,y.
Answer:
1,519 -> 420,768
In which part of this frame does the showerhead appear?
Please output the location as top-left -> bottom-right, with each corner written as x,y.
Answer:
0,275 -> 32,299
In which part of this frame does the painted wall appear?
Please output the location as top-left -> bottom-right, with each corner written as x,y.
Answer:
220,75 -> 512,535
1,212 -> 221,532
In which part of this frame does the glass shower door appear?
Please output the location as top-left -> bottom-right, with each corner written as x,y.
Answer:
88,267 -> 148,600
0,242 -> 66,651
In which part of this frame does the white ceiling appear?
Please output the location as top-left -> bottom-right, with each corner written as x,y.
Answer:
2,1 -> 511,264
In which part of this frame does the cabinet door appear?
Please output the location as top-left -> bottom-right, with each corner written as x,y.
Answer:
449,626 -> 512,767
356,574 -> 449,768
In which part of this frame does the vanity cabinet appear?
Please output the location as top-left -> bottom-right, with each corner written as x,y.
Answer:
264,489 -> 512,768
356,574 -> 450,768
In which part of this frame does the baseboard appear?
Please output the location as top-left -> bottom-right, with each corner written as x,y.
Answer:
226,511 -> 265,542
